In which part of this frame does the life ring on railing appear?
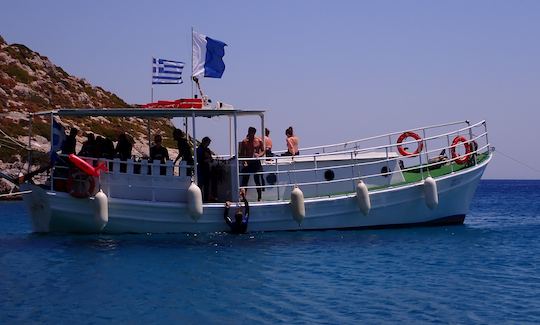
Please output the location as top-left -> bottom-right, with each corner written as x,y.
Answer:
397,132 -> 424,156
67,169 -> 95,198
450,136 -> 472,165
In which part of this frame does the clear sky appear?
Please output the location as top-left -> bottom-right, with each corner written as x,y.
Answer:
2,0 -> 539,179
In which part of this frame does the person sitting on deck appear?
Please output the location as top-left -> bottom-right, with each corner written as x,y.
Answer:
283,126 -> 299,156
264,128 -> 273,157
223,189 -> 250,234
150,134 -> 169,175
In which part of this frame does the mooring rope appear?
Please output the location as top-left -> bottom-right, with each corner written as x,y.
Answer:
495,149 -> 540,175
0,128 -> 27,149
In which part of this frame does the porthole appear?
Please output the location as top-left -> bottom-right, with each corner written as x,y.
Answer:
266,173 -> 277,185
324,169 -> 335,181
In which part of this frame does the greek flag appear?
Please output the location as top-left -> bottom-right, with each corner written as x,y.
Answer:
152,58 -> 184,84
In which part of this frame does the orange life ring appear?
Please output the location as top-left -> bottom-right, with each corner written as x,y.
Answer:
450,136 -> 472,165
397,131 -> 424,156
67,169 -> 95,198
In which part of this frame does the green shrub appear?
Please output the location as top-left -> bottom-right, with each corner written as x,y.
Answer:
4,64 -> 33,84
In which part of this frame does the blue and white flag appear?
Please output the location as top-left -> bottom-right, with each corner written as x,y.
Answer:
50,119 -> 66,162
152,58 -> 184,84
192,31 -> 227,78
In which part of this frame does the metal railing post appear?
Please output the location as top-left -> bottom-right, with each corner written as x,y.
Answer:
466,120 -> 477,165
419,151 -> 425,180
233,112 -> 239,201
385,146 -> 390,179
314,155 -> 319,197
422,128 -> 429,168
50,112 -> 54,191
350,152 -> 355,192
447,135 -> 454,173
275,157 -> 280,200
484,121 -> 489,151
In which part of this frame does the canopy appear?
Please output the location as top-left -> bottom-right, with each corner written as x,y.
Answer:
30,108 -> 265,119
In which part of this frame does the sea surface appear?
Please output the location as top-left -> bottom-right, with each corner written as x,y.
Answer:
0,180 -> 539,324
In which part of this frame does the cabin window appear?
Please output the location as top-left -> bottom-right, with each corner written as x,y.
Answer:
381,166 -> 391,177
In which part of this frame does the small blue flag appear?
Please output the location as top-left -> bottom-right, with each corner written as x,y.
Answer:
50,119 -> 66,163
152,58 -> 184,84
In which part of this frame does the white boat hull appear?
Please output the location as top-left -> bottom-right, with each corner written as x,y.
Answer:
22,156 -> 490,234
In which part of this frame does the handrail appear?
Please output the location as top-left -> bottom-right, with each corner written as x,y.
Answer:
49,120 -> 490,202
273,120 -> 470,154
241,120 -> 486,162
238,123 -> 490,197
241,143 -> 490,192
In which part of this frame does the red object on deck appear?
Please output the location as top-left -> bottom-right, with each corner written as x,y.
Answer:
68,154 -> 108,177
142,98 -> 203,109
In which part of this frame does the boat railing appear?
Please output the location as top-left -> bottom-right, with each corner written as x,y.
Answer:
272,120 -> 472,155
50,155 -> 197,201
239,120 -> 490,199
48,120 -> 489,202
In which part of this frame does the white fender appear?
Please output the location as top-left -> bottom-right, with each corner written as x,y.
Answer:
187,182 -> 203,220
424,177 -> 439,210
290,186 -> 305,224
93,190 -> 109,230
356,181 -> 371,216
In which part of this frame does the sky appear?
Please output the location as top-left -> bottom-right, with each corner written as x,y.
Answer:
2,0 -> 539,179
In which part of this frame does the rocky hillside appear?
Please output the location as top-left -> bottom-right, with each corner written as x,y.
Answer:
0,35 -> 175,194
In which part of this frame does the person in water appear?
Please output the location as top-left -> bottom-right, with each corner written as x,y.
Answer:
223,189 -> 250,234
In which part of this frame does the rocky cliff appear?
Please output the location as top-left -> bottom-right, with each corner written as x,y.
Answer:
0,35 -> 175,194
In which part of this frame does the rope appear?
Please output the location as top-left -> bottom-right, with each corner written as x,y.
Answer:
0,190 -> 32,198
0,128 -> 27,149
495,149 -> 540,175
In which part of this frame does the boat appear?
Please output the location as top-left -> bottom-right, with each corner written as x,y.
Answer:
20,105 -> 492,233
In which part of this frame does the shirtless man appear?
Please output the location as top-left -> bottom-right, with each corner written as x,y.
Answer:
239,127 -> 264,201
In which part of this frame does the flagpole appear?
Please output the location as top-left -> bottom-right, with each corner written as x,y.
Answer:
151,57 -> 154,103
148,57 -> 153,151
186,27 -> 193,135
191,26 -> 194,99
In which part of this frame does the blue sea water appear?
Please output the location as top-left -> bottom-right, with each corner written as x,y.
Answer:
0,180 -> 539,324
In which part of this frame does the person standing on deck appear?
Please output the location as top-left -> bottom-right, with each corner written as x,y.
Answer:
115,132 -> 133,173
173,128 -> 194,177
150,134 -> 169,175
239,127 -> 264,201
61,128 -> 78,155
196,136 -> 213,201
